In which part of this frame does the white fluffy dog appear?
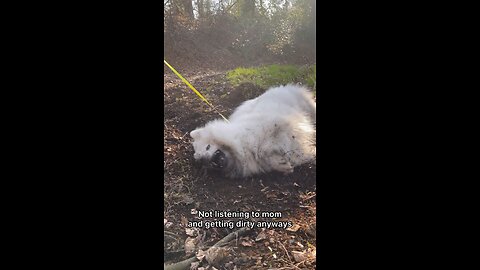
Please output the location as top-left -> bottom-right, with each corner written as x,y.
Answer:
190,84 -> 316,178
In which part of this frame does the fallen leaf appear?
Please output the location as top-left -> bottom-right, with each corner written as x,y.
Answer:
266,192 -> 277,199
241,239 -> 254,247
286,224 -> 301,232
291,251 -> 306,262
305,223 -> 316,237
185,228 -> 196,237
181,216 -> 189,226
185,237 -> 198,255
255,229 -> 267,242
196,249 -> 207,262
205,246 -> 228,266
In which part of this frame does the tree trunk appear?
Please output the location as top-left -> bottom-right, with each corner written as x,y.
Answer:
182,0 -> 194,19
204,0 -> 212,17
242,0 -> 255,18
258,0 -> 266,16
197,0 -> 204,19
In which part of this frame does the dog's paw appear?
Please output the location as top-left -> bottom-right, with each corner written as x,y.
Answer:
270,154 -> 294,174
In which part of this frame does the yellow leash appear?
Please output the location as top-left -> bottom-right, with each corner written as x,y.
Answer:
164,60 -> 229,122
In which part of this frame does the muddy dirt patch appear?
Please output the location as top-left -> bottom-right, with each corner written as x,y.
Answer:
164,70 -> 316,269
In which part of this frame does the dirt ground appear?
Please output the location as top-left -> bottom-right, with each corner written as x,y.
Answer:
164,66 -> 317,269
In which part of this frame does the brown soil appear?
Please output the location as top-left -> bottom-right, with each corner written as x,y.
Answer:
164,67 -> 317,269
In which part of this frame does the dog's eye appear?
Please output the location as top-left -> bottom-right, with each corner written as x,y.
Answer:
206,145 -> 210,151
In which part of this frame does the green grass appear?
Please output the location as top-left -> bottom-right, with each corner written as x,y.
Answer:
226,64 -> 316,93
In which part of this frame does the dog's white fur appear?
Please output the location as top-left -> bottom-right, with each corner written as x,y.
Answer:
190,84 -> 316,178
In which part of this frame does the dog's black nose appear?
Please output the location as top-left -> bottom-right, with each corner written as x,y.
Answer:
211,150 -> 227,169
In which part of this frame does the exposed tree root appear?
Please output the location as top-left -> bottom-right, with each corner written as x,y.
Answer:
164,227 -> 249,270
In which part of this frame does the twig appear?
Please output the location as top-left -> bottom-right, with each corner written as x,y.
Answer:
180,131 -> 189,140
225,0 -> 238,12
213,227 -> 248,247
301,193 -> 316,201
164,234 -> 179,241
277,240 -> 292,262
164,230 -> 179,237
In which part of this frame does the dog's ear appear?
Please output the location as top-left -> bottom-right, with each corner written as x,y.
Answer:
190,128 -> 203,139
